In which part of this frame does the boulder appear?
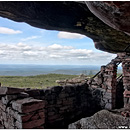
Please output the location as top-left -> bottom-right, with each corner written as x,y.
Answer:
68,110 -> 130,129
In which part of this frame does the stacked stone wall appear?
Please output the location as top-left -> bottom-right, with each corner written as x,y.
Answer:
0,83 -> 102,129
88,62 -> 118,109
0,87 -> 45,129
102,63 -> 117,109
119,52 -> 130,108
26,83 -> 102,128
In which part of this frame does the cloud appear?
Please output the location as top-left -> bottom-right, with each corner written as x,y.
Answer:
0,27 -> 22,34
58,31 -> 86,39
0,43 -> 116,65
48,44 -> 73,50
21,36 -> 41,41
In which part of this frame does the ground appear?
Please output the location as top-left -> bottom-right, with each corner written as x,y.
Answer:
0,74 -> 78,89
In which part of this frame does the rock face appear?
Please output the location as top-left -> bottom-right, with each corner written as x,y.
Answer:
0,1 -> 130,53
68,110 -> 130,129
86,2 -> 130,35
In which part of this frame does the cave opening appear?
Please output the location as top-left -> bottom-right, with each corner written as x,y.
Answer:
0,16 -> 117,89
0,1 -> 130,129
0,16 -> 119,129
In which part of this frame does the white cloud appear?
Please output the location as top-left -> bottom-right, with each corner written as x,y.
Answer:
0,27 -> 22,34
21,36 -> 41,41
48,44 -> 73,50
58,31 -> 86,39
0,43 -> 116,65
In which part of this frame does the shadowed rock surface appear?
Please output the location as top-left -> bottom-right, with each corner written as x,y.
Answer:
68,110 -> 130,129
0,1 -> 130,53
86,2 -> 130,35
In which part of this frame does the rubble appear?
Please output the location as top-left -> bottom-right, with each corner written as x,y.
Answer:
56,74 -> 89,86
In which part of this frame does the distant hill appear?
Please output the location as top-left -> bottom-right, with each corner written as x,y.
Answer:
0,64 -> 101,76
0,64 -> 122,76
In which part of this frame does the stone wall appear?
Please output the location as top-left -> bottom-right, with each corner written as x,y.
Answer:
118,52 -> 130,108
0,87 -> 45,129
88,62 -> 118,110
0,84 -> 102,129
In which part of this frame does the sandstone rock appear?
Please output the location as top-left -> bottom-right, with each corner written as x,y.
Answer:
48,114 -> 62,122
51,86 -> 63,93
0,101 -> 6,111
86,2 -> 130,35
1,95 -> 17,105
34,125 -> 44,129
12,98 -> 45,113
0,87 -> 25,96
124,90 -> 130,98
25,89 -> 40,97
18,92 -> 29,98
4,121 -> 14,129
69,110 -> 130,129
15,118 -> 45,129
1,92 -> 29,105
6,107 -> 45,123
0,124 -> 4,129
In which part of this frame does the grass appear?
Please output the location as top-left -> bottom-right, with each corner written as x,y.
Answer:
0,72 -> 122,89
0,74 -> 78,89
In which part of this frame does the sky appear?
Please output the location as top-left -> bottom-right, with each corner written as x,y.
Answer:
0,16 -> 116,65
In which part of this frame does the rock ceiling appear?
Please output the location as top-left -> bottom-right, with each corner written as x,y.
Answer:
0,1 -> 130,53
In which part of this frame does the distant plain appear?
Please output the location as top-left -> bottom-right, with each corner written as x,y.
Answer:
0,64 -> 122,89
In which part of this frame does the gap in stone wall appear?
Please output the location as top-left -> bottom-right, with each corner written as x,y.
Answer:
116,63 -> 124,109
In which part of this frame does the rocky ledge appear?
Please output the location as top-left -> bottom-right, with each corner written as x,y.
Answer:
68,109 -> 130,129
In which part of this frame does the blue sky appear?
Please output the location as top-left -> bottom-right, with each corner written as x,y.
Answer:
0,16 -> 116,65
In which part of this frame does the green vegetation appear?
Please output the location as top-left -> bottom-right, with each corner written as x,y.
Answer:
0,74 -> 78,89
0,72 -> 122,89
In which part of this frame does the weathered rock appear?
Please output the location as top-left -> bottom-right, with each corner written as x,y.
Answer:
1,92 -> 29,105
34,125 -> 44,129
25,89 -> 40,97
86,2 -> 130,35
0,124 -> 4,129
68,110 -> 130,129
56,75 -> 88,86
0,87 -> 25,96
0,1 -> 130,53
6,107 -> 45,123
15,118 -> 45,129
2,113 -> 14,128
1,95 -> 17,105
0,101 -> 6,111
12,98 -> 45,113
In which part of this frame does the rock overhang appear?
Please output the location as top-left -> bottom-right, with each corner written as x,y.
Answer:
0,1 -> 130,53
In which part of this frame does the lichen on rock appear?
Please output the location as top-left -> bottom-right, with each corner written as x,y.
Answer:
68,109 -> 130,129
